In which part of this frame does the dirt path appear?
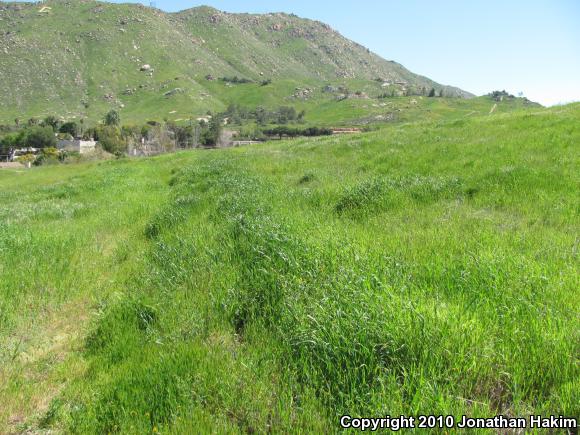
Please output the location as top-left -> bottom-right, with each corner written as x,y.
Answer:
0,163 -> 23,169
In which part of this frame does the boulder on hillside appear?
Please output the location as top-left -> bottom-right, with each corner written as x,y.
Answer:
164,88 -> 184,97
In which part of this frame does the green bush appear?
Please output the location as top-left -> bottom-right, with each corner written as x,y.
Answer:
24,126 -> 57,149
219,76 -> 253,84
33,146 -> 60,166
96,126 -> 126,154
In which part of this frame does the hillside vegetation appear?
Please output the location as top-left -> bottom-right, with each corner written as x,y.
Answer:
0,103 -> 578,433
0,0 -> 472,124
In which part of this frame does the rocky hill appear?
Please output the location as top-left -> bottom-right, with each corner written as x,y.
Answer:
0,0 -> 472,123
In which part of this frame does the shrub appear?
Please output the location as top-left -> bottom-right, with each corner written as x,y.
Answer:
18,153 -> 36,166
33,147 -> 60,166
298,172 -> 316,184
220,76 -> 253,84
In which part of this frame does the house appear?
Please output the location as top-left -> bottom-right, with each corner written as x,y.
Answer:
56,139 -> 97,154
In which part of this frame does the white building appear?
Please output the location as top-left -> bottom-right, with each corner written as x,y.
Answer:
56,139 -> 97,154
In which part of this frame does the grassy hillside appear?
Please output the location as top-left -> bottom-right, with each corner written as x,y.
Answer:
0,103 -> 578,432
0,0 -> 472,124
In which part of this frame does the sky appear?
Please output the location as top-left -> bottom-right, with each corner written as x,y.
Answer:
11,0 -> 580,105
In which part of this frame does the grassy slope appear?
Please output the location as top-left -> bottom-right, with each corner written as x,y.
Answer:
303,93 -> 537,126
0,104 -> 578,432
0,1 -> 472,124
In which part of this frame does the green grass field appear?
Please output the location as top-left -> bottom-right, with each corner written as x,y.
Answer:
0,104 -> 578,433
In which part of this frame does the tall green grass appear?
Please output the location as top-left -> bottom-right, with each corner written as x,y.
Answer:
1,104 -> 578,433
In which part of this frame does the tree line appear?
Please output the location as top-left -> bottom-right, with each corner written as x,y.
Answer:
0,102 -> 320,162
262,126 -> 332,139
223,104 -> 306,126
0,109 -> 226,157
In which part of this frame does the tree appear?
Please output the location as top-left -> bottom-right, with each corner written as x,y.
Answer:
201,116 -> 223,146
24,126 -> 57,149
104,109 -> 120,126
225,103 -> 242,125
263,126 -> 331,139
277,106 -> 297,124
96,126 -> 125,155
428,88 -> 436,98
1,133 -> 19,149
0,132 -> 23,154
42,116 -> 60,132
174,125 -> 194,148
255,106 -> 267,126
59,121 -> 78,137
